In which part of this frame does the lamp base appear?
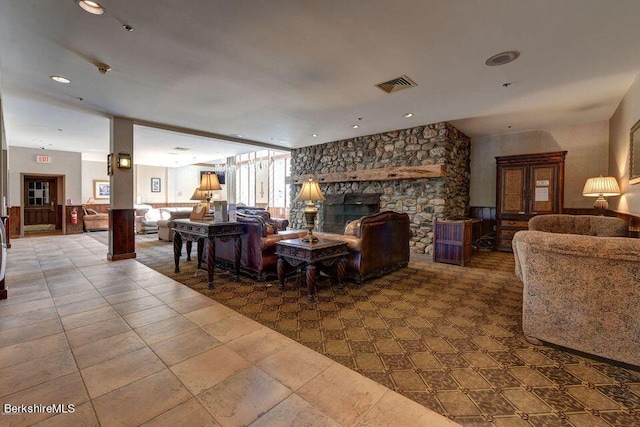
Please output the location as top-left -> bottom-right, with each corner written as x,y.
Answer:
301,233 -> 319,243
593,196 -> 609,216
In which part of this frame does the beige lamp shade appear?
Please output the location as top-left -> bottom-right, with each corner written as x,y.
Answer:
582,176 -> 621,197
295,178 -> 326,202
200,172 -> 222,191
190,188 -> 207,201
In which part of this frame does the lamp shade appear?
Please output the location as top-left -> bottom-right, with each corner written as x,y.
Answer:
582,176 -> 621,197
200,172 -> 222,191
190,188 -> 207,201
295,178 -> 326,202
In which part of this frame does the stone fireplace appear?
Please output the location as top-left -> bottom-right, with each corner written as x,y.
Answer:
289,122 -> 471,255
321,193 -> 381,233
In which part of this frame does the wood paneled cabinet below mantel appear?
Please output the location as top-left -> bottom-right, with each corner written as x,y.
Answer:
496,151 -> 567,252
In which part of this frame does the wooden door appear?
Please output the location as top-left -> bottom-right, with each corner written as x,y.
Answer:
498,166 -> 526,215
23,177 -> 58,228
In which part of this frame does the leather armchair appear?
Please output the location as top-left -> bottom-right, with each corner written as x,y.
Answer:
216,211 -> 305,280
314,211 -> 411,284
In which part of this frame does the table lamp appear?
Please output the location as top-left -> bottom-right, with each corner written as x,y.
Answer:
295,178 -> 325,243
582,176 -> 621,216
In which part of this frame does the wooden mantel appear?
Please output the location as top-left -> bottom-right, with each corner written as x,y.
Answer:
287,165 -> 443,185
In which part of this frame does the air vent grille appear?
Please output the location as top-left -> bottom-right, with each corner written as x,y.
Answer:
375,75 -> 418,93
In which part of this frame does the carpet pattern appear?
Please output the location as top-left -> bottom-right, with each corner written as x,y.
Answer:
108,233 -> 640,426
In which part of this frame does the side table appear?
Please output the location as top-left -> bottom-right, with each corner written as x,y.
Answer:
275,239 -> 348,302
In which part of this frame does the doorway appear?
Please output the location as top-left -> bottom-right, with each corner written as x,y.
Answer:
23,175 -> 63,235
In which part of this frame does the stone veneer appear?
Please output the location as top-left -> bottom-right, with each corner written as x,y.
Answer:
290,122 -> 471,255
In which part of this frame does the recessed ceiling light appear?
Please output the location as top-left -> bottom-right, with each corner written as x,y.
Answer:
403,113 -> 414,118
51,75 -> 71,84
352,124 -> 359,129
485,51 -> 520,66
230,134 -> 242,138
312,134 -> 318,137
77,0 -> 105,15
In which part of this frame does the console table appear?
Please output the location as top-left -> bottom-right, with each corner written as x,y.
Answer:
172,219 -> 244,289
275,239 -> 348,302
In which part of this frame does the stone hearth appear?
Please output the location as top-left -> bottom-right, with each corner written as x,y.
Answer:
289,122 -> 470,255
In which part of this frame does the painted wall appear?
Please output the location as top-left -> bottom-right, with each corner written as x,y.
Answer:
609,73 -> 640,214
136,164 -> 167,204
82,160 -> 109,204
470,121 -> 609,209
8,147 -> 82,206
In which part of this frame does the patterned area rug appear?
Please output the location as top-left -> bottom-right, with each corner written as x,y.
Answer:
97,233 -> 640,426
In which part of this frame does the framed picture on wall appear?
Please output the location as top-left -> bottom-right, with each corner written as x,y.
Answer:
93,180 -> 110,199
151,177 -> 161,192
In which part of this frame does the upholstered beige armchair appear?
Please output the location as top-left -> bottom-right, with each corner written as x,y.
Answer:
513,217 -> 640,367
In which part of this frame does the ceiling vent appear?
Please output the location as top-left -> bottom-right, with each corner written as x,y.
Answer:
173,146 -> 191,151
375,75 -> 418,93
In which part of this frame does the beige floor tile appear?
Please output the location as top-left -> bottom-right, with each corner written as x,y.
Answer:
0,318 -> 63,348
198,366 -> 291,427
141,398 -> 220,427
92,369 -> 192,426
250,393 -> 340,427
0,333 -> 69,368
155,286 -> 203,303
34,402 -> 99,427
123,304 -> 180,329
52,289 -> 102,306
0,350 -> 78,398
226,328 -> 292,364
73,330 -> 147,369
151,328 -> 221,366
0,307 -> 58,329
183,303 -> 238,327
112,295 -> 166,316
171,346 -> 251,395
2,290 -> 51,306
0,298 -> 54,318
55,296 -> 109,318
142,281 -> 186,295
166,294 -> 216,314
358,390 -> 458,427
135,315 -> 198,345
256,343 -> 334,390
502,388 -> 552,414
1,372 -> 89,427
59,305 -> 120,331
97,281 -> 144,297
81,347 -> 166,398
203,314 -> 262,343
104,288 -> 152,305
297,363 -> 387,426
65,317 -> 131,348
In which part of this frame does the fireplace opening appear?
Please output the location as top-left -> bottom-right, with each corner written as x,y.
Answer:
321,193 -> 381,233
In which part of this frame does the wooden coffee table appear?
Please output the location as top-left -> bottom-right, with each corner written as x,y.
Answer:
275,238 -> 348,302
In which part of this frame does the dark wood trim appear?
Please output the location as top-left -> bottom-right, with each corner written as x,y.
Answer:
108,209 -> 136,261
287,165 -> 444,185
8,206 -> 20,240
609,210 -> 640,238
65,205 -> 84,235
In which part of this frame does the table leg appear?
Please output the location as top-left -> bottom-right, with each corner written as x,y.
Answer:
306,263 -> 316,303
207,238 -> 216,289
336,258 -> 346,290
186,241 -> 192,261
233,235 -> 241,279
197,238 -> 204,269
277,258 -> 285,292
173,232 -> 183,273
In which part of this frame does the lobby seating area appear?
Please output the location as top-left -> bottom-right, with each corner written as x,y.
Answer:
82,208 -> 109,232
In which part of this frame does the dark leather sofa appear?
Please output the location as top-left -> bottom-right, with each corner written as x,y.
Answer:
314,211 -> 411,284
216,210 -> 305,280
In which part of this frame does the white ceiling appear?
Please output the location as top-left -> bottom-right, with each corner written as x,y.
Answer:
1,0 -> 640,167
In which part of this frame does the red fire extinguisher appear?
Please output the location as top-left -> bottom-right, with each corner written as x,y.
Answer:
71,208 -> 78,225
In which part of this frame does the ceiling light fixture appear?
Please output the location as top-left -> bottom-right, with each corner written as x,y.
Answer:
403,113 -> 414,118
352,124 -> 359,129
77,0 -> 105,15
485,50 -> 520,66
123,24 -> 134,32
51,75 -> 71,84
312,134 -> 318,137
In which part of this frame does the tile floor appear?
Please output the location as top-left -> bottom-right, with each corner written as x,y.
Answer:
0,234 -> 457,427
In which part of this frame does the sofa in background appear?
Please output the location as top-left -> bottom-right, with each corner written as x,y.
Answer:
513,215 -> 640,366
314,211 -> 411,284
216,210 -> 305,280
135,204 -> 160,234
157,207 -> 196,241
82,208 -> 109,231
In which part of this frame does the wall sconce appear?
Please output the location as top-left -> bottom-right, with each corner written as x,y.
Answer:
107,153 -> 114,176
117,152 -> 132,169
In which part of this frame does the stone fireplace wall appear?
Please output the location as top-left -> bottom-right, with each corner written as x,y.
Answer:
290,122 -> 471,255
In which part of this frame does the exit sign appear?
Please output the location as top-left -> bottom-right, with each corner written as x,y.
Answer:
36,155 -> 51,163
